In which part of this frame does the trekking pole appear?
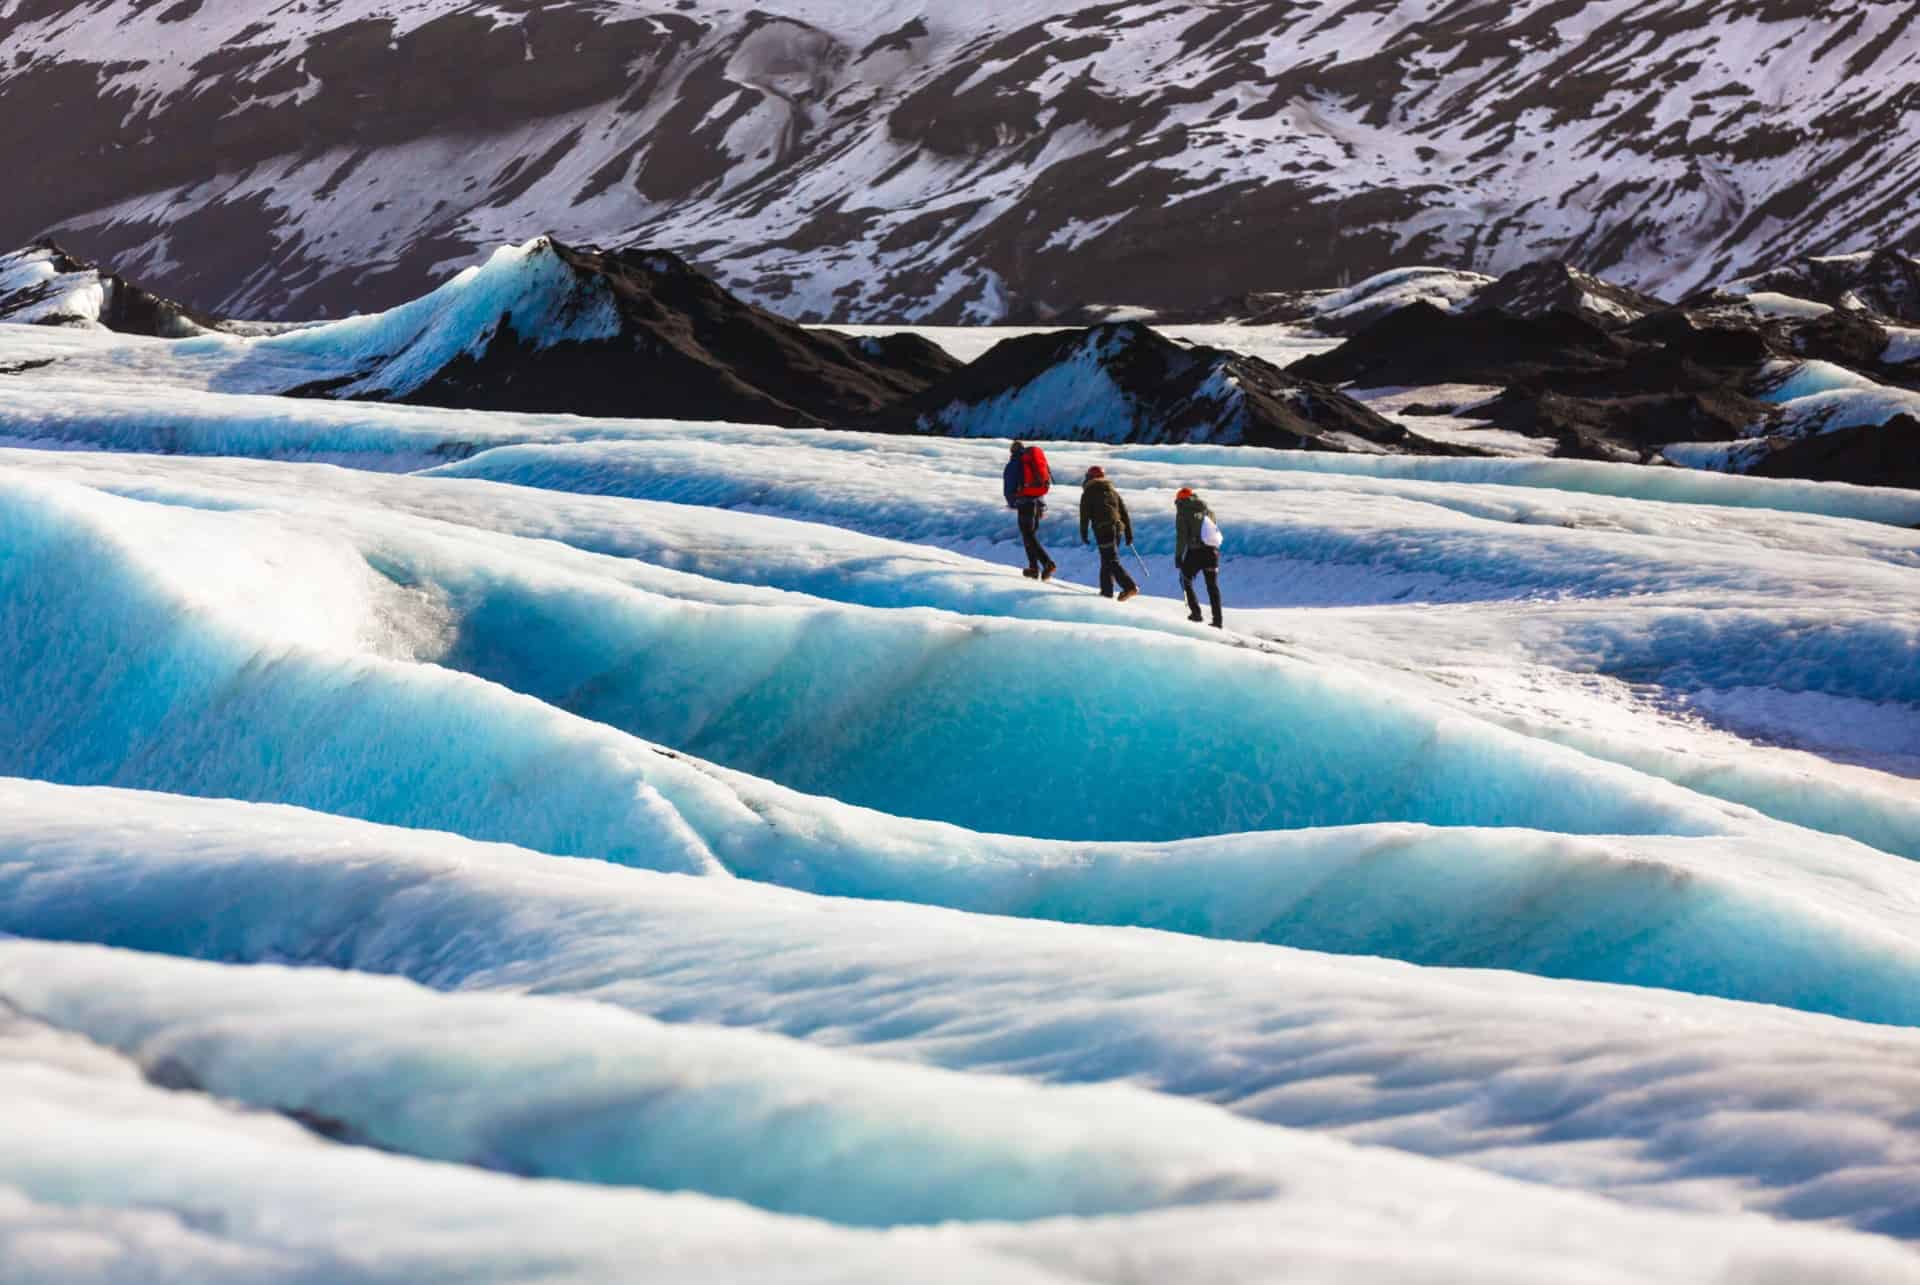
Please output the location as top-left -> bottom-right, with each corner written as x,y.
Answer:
1128,542 -> 1150,583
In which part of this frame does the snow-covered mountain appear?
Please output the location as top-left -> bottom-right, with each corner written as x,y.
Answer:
272,236 -> 962,425
7,0 -> 1918,323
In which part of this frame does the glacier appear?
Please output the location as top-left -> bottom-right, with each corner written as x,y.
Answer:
2,290 -> 1919,1282
4,780 -> 1920,1245
7,995 -> 1913,1284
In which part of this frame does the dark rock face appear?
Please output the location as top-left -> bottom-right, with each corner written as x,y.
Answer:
1286,302 -> 1731,465
0,241 -> 219,335
1289,304 -> 1632,388
1790,310 -> 1920,391
1479,388 -> 1772,463
1464,261 -> 1668,330
1733,250 -> 1920,322
1309,301 -> 1784,463
6,2 -> 1917,323
1748,414 -> 1920,489
324,239 -> 963,427
883,322 -> 1471,453
1289,289 -> 1920,479
8,224 -> 1912,486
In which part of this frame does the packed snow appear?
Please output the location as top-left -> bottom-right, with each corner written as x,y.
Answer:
7,994 -> 1913,1284
2,277 -> 1919,1281
5,781 -> 1920,1247
1724,290 -> 1835,320
1307,266 -> 1496,329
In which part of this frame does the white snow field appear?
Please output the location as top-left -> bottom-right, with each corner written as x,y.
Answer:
2,299 -> 1920,1280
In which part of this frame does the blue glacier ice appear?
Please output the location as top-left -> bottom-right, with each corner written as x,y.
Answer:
20,448 -> 1918,861
3,779 -> 1920,1243
0,471 -> 1756,849
3,277 -> 1920,1280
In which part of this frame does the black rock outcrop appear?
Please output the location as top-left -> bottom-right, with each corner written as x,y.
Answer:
317,238 -> 961,426
1289,304 -> 1632,388
1287,286 -> 1920,480
1747,414 -> 1920,489
1465,261 -> 1668,330
1731,249 -> 1920,323
0,241 -> 219,336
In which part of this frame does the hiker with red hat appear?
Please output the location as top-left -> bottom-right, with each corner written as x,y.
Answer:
1174,487 -> 1224,628
1078,465 -> 1138,601
1002,440 -> 1056,580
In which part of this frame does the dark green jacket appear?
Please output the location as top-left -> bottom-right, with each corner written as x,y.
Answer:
1174,494 -> 1214,563
1079,479 -> 1133,544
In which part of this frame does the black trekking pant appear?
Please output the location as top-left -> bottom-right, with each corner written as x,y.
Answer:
1094,526 -> 1136,597
1180,548 -> 1222,625
1016,499 -> 1051,570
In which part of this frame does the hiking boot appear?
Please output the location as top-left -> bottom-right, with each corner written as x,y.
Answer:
1040,563 -> 1057,581
1188,611 -> 1203,622
1117,587 -> 1138,602
1022,566 -> 1039,579
1211,619 -> 1223,629
1100,591 -> 1114,599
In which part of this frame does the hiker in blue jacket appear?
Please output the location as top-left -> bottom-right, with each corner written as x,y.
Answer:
1003,440 -> 1056,580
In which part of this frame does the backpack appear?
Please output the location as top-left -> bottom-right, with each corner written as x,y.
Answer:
1018,446 -> 1052,498
1199,514 -> 1223,548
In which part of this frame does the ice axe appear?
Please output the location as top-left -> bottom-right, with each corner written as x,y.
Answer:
1128,542 -> 1150,583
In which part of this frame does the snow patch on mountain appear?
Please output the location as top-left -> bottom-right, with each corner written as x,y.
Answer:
1272,267 -> 1498,334
1728,290 -> 1838,321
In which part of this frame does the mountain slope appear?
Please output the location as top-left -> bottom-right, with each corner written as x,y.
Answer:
271,236 -> 960,425
889,321 -> 1454,451
6,0 -> 1917,323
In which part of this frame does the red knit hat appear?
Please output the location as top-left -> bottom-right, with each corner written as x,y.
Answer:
1084,466 -> 1105,480
1175,487 -> 1195,500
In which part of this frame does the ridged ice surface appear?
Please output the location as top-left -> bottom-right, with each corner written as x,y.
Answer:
2,314 -> 1919,1281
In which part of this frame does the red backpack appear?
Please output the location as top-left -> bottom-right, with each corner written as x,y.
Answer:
1017,446 -> 1052,498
